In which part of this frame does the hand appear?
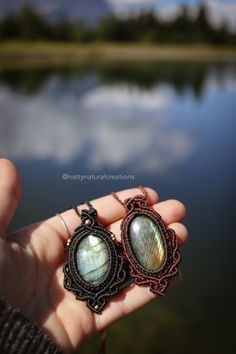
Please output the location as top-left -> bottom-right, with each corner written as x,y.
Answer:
0,158 -> 188,353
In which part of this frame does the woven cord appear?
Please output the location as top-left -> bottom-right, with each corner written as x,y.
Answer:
111,186 -> 147,206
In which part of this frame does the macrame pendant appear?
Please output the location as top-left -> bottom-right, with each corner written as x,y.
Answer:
112,187 -> 181,296
63,202 -> 126,314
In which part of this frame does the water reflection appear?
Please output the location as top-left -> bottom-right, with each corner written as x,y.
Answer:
0,60 -> 236,354
0,79 -> 194,172
1,61 -> 235,97
1,61 -> 235,175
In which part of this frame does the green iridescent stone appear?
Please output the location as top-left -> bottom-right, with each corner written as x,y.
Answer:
76,234 -> 109,285
129,215 -> 166,271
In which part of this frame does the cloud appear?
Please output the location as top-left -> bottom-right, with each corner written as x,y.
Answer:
206,0 -> 236,30
155,3 -> 181,20
204,65 -> 236,92
106,0 -> 157,15
82,85 -> 167,110
0,77 -> 194,174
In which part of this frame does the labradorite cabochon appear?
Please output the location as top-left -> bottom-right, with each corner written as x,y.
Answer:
75,234 -> 110,285
129,215 -> 166,271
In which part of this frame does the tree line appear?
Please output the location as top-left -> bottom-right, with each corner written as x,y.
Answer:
1,61 -> 228,98
0,3 -> 235,44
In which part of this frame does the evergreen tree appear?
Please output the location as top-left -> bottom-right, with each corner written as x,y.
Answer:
19,4 -> 49,40
0,2 -> 235,45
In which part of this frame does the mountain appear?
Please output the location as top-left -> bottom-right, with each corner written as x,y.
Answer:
0,0 -> 113,26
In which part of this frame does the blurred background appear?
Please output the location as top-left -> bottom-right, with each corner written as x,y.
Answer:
0,1 -> 236,353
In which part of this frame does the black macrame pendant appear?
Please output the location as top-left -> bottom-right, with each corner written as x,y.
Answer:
112,187 -> 181,296
63,202 -> 126,314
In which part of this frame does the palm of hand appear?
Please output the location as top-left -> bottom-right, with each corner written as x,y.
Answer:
0,220 -> 95,353
0,159 -> 188,353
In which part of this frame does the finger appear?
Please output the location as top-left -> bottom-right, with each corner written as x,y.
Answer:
0,159 -> 21,236
47,187 -> 158,241
108,199 -> 187,241
95,272 -> 182,330
168,222 -> 188,245
153,199 -> 186,224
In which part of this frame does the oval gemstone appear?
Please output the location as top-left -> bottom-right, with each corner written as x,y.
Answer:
129,215 -> 166,271
76,234 -> 109,285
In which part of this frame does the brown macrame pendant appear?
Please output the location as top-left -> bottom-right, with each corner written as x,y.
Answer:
112,187 -> 181,296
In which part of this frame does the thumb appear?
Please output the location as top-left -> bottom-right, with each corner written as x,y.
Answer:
0,159 -> 21,238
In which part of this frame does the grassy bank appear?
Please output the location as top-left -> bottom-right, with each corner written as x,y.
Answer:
0,42 -> 236,69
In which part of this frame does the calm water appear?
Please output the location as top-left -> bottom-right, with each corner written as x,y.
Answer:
0,60 -> 236,354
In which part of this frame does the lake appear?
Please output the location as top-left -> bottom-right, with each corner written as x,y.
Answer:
0,59 -> 235,354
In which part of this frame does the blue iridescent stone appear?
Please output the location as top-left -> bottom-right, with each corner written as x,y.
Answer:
129,215 -> 166,271
76,234 -> 109,285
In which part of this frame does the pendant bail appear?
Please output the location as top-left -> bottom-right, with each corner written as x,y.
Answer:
111,186 -> 147,208
112,186 -> 148,212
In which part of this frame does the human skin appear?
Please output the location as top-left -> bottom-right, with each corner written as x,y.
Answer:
0,158 -> 188,353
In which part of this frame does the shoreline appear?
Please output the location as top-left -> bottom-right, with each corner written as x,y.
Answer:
0,42 -> 236,69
